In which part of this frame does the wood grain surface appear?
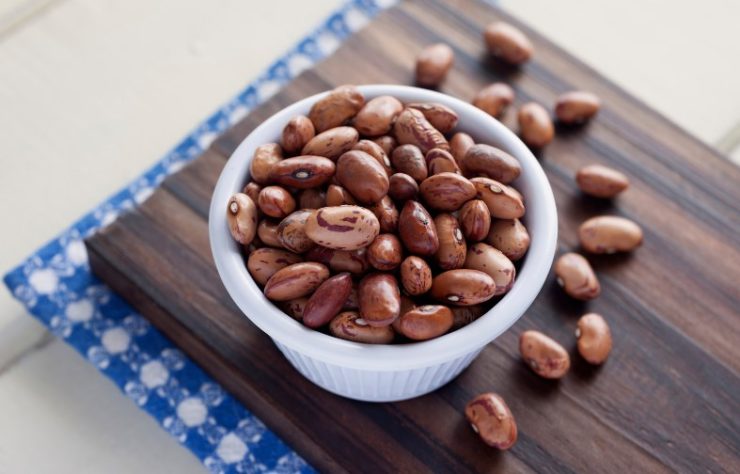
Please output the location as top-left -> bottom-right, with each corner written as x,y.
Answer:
86,0 -> 740,472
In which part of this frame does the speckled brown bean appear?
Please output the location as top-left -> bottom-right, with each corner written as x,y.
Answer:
397,305 -> 454,341
269,156 -> 336,189
465,393 -> 517,449
394,108 -> 449,154
301,126 -> 359,161
329,311 -> 395,344
471,177 -> 525,219
257,186 -> 296,219
372,135 -> 397,156
484,22 -> 533,65
459,200 -> 491,242
431,269 -> 496,306
420,172 -> 476,211
263,262 -> 330,302
579,216 -> 643,253
308,85 -> 365,133
519,330 -> 570,379
426,148 -> 461,175
305,246 -> 370,275
250,143 -> 283,184
555,91 -> 601,124
461,144 -> 521,183
518,102 -> 554,148
298,188 -> 326,209
247,248 -> 303,286
473,83 -> 515,118
486,219 -> 530,261
257,219 -> 282,248
391,144 -> 428,182
353,95 -> 404,137
554,252 -> 600,300
369,195 -> 399,233
280,297 -> 309,321
576,313 -> 612,365
415,43 -> 454,87
451,305 -> 485,330
450,132 -> 475,164
367,234 -> 403,271
434,213 -> 467,270
358,273 -> 401,327
398,200 -> 439,256
325,184 -> 356,206
464,243 -> 516,296
242,182 -> 262,203
336,150 -> 390,204
304,206 -> 379,250
388,173 -> 419,202
281,116 -> 315,154
277,210 -> 314,254
576,165 -> 629,198
227,193 -> 258,245
302,272 -> 353,328
353,139 -> 392,175
407,103 -> 459,133
399,256 -> 432,296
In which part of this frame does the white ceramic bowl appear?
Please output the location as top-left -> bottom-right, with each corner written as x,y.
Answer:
209,85 -> 557,402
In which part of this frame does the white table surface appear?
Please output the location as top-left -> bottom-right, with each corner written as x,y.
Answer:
1,0 -> 738,472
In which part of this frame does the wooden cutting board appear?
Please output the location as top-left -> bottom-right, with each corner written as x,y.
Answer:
85,0 -> 740,471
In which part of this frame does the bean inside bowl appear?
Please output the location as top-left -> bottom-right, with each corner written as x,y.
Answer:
209,85 -> 557,401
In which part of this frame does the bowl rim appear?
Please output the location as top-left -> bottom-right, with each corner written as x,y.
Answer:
209,84 -> 558,371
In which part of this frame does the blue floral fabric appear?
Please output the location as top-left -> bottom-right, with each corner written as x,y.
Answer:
2,1 -> 395,472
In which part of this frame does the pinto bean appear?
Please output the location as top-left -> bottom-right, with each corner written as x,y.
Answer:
305,246 -> 370,275
434,213 -> 467,270
473,83 -> 515,118
555,91 -> 601,124
277,209 -> 315,253
415,43 -> 454,87
519,330 -> 570,379
430,269 -> 497,306
388,173 -> 420,202
554,252 -> 600,300
450,132 -> 475,163
484,21 -> 533,65
518,102 -> 554,148
369,195 -> 399,233
486,219 -> 530,261
459,200 -> 491,242
407,102 -> 459,133
258,186 -> 296,219
353,95 -> 404,137
242,182 -> 262,203
464,243 -> 516,296
399,256 -> 433,296
227,193 -> 258,245
576,313 -> 612,364
397,305 -> 454,340
336,150 -> 390,204
304,206 -> 380,251
247,248 -> 303,286
367,234 -> 403,271
391,144 -> 428,182
461,144 -> 521,183
325,184 -> 356,206
280,297 -> 309,321
298,188 -> 326,209
302,272 -> 353,328
353,139 -> 393,174
372,135 -> 397,156
308,85 -> 365,132
579,216 -> 643,253
420,172 -> 476,211
281,116 -> 315,154
451,305 -> 485,330
358,273 -> 401,327
269,156 -> 336,189
471,177 -> 525,219
329,311 -> 395,344
465,393 -> 517,449
426,148 -> 461,175
263,262 -> 330,301
250,143 -> 283,184
257,219 -> 282,248
576,165 -> 629,198
301,126 -> 359,160
398,200 -> 439,256
394,108 -> 449,154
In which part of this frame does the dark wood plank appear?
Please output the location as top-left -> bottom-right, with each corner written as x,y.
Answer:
86,0 -> 740,472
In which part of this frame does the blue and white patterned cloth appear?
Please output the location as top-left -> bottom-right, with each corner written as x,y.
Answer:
3,1 -> 396,472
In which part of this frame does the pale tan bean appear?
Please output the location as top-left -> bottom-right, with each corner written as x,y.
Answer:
359,273 -> 401,327
247,248 -> 302,286
397,305 -> 453,341
486,219 -> 530,261
336,150 -> 389,204
325,184 -> 356,206
483,22 -> 533,65
430,269 -> 497,306
398,200 -> 439,256
434,213 -> 467,270
420,172 -> 476,211
391,144 -> 428,182
369,195 -> 399,233
555,91 -> 601,124
518,102 -> 554,148
281,116 -> 315,154
576,165 -> 629,198
353,95 -> 404,137
407,103 -> 459,133
227,193 -> 258,245
450,132 -> 475,164
301,126 -> 359,160
269,156 -> 336,189
426,148 -> 461,175
304,206 -> 380,251
277,209 -> 315,254
576,313 -> 612,365
415,43 -> 454,87
473,83 -> 515,118
388,173 -> 419,202
250,143 -> 283,184
459,199 -> 491,242
263,262 -> 330,301
464,243 -> 516,295
330,311 -> 395,344
257,219 -> 282,248
462,144 -> 521,184
394,108 -> 449,154
308,85 -> 365,132
465,393 -> 517,449
519,330 -> 570,379
471,177 -> 525,219
258,186 -> 296,219
554,252 -> 600,300
302,272 -> 353,328
579,216 -> 643,253
399,256 -> 433,296
367,234 -> 403,271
